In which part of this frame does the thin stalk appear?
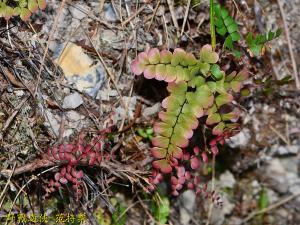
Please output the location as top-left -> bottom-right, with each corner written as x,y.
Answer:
210,0 -> 216,50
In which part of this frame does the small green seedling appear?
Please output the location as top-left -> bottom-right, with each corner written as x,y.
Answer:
246,29 -> 282,56
150,194 -> 170,225
137,127 -> 154,140
214,3 -> 240,52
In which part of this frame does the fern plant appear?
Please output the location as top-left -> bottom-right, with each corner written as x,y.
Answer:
246,29 -> 282,56
214,3 -> 240,52
0,0 -> 46,21
131,46 -> 248,196
213,3 -> 281,58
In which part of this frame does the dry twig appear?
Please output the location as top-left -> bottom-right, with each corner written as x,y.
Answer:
4,166 -> 59,225
147,0 -> 161,32
34,0 -> 67,96
0,157 -> 147,179
1,66 -> 24,88
240,191 -> 300,224
85,31 -> 127,112
0,163 -> 16,209
205,155 -> 216,225
181,0 -> 191,36
167,0 -> 180,36
121,4 -> 147,27
1,94 -> 30,136
277,0 -> 300,89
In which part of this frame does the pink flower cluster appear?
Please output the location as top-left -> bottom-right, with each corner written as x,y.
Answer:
46,165 -> 84,198
45,132 -> 110,199
149,146 -> 208,194
148,145 -> 224,207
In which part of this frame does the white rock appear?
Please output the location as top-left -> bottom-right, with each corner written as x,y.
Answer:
228,216 -> 243,225
266,188 -> 279,203
222,193 -> 235,215
115,97 -> 137,120
66,111 -> 85,130
251,180 -> 261,195
180,208 -> 191,225
63,129 -> 74,138
109,90 -> 118,97
277,145 -> 299,155
44,110 -> 60,136
289,182 -> 300,202
267,158 -> 286,174
219,170 -> 236,189
179,190 -> 196,225
210,193 -> 234,225
70,4 -> 88,20
66,110 -> 83,121
180,190 -> 196,212
103,3 -> 118,22
276,208 -> 289,218
228,128 -> 251,148
63,92 -> 83,109
280,157 -> 298,174
251,180 -> 260,189
265,159 -> 289,193
14,90 -> 25,97
142,103 -> 161,118
97,89 -> 109,101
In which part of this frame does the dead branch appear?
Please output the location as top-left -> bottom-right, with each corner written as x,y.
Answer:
0,157 -> 148,180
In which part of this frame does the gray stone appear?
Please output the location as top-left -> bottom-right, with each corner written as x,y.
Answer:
156,5 -> 165,16
265,158 -> 300,195
280,157 -> 298,174
54,42 -> 106,98
277,145 -> 299,155
219,170 -> 236,189
142,103 -> 161,118
66,110 -> 83,122
222,193 -> 235,215
100,29 -> 124,49
210,193 -> 234,225
63,129 -> 74,138
266,188 -> 279,203
179,190 -> 196,225
228,216 -> 243,225
101,30 -> 118,43
227,128 -> 251,148
70,4 -> 88,20
180,190 -> 196,212
44,110 -> 60,136
66,111 -> 85,130
115,97 -> 137,120
288,181 -> 300,202
266,158 -> 286,174
265,158 -> 288,193
103,3 -> 118,22
276,208 -> 289,218
109,90 -> 118,97
179,208 -> 191,225
63,92 -> 83,109
251,180 -> 261,196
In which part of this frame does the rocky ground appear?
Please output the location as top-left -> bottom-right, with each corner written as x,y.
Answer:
0,0 -> 299,225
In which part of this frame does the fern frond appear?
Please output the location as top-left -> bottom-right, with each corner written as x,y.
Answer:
246,29 -> 282,56
152,81 -> 214,173
131,45 -> 218,83
214,3 -> 240,50
131,45 -> 248,174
